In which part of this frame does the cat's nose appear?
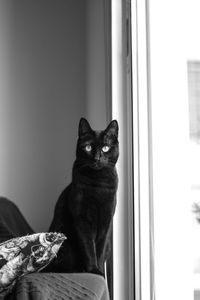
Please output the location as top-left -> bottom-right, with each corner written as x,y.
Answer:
94,152 -> 101,161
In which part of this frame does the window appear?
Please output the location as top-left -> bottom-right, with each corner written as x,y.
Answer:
111,0 -> 153,299
112,0 -> 197,300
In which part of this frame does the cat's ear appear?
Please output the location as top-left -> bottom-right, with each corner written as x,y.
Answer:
78,118 -> 92,137
105,120 -> 118,138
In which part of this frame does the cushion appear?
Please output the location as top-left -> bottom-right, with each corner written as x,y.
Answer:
0,198 -> 34,237
0,220 -> 15,244
0,232 -> 66,296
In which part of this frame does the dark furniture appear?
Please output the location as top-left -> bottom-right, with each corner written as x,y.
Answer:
0,198 -> 110,300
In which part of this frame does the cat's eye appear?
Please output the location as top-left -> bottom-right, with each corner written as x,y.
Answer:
102,145 -> 110,153
85,145 -> 92,152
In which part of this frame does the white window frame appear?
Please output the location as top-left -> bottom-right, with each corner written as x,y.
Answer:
111,0 -> 155,299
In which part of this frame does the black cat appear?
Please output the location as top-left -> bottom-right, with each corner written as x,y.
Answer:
47,118 -> 119,276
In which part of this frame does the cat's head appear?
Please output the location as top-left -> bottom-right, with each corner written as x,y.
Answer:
76,118 -> 119,170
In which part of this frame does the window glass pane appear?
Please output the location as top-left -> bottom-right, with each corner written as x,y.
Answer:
149,1 -> 195,300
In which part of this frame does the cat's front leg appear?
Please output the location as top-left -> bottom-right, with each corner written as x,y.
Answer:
96,219 -> 113,276
96,235 -> 109,275
74,220 -> 101,274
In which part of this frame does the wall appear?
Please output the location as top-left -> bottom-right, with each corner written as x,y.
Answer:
85,0 -> 109,129
0,0 -> 109,232
0,0 -> 86,232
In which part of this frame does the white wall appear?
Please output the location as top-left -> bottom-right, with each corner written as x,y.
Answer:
0,0 -> 86,232
85,0 -> 109,129
0,0 -> 109,233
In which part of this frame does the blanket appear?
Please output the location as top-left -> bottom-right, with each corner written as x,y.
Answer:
7,273 -> 110,300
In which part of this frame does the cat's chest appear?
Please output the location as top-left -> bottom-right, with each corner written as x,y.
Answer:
68,183 -> 116,214
75,182 -> 116,200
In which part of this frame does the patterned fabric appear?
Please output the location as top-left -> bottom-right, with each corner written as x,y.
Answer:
0,232 -> 66,295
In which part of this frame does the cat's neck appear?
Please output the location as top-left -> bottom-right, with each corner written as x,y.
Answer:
72,160 -> 118,188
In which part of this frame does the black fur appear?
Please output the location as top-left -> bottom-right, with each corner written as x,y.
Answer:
47,118 -> 119,276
